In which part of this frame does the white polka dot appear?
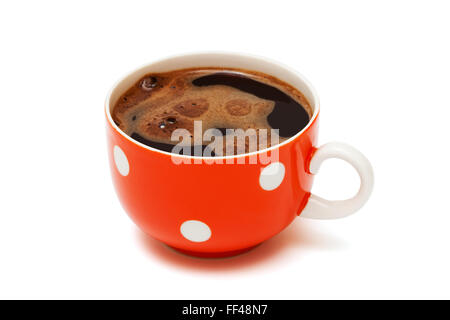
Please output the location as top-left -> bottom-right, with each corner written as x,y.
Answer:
259,162 -> 285,191
113,145 -> 129,176
180,220 -> 211,242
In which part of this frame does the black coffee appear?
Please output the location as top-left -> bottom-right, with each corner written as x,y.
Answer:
112,67 -> 311,156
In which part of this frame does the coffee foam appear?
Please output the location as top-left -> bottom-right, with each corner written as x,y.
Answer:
112,68 -> 311,154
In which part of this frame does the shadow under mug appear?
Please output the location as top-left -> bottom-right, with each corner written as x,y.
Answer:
105,52 -> 374,258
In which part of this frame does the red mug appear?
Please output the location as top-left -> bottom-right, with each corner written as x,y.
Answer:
105,53 -> 374,258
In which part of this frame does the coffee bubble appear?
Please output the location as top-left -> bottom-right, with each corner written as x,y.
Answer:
141,77 -> 158,90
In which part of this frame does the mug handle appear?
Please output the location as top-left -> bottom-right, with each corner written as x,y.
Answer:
301,142 -> 374,219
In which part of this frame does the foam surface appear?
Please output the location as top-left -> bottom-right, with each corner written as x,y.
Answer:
112,68 -> 311,155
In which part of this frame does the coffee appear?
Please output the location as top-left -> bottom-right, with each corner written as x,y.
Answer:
112,67 -> 311,156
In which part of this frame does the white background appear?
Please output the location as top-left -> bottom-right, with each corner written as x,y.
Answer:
1,0 -> 449,299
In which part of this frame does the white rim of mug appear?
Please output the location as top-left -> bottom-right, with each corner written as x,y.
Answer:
105,51 -> 320,160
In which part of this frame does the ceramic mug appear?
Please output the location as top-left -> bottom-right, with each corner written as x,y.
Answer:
105,52 -> 374,258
